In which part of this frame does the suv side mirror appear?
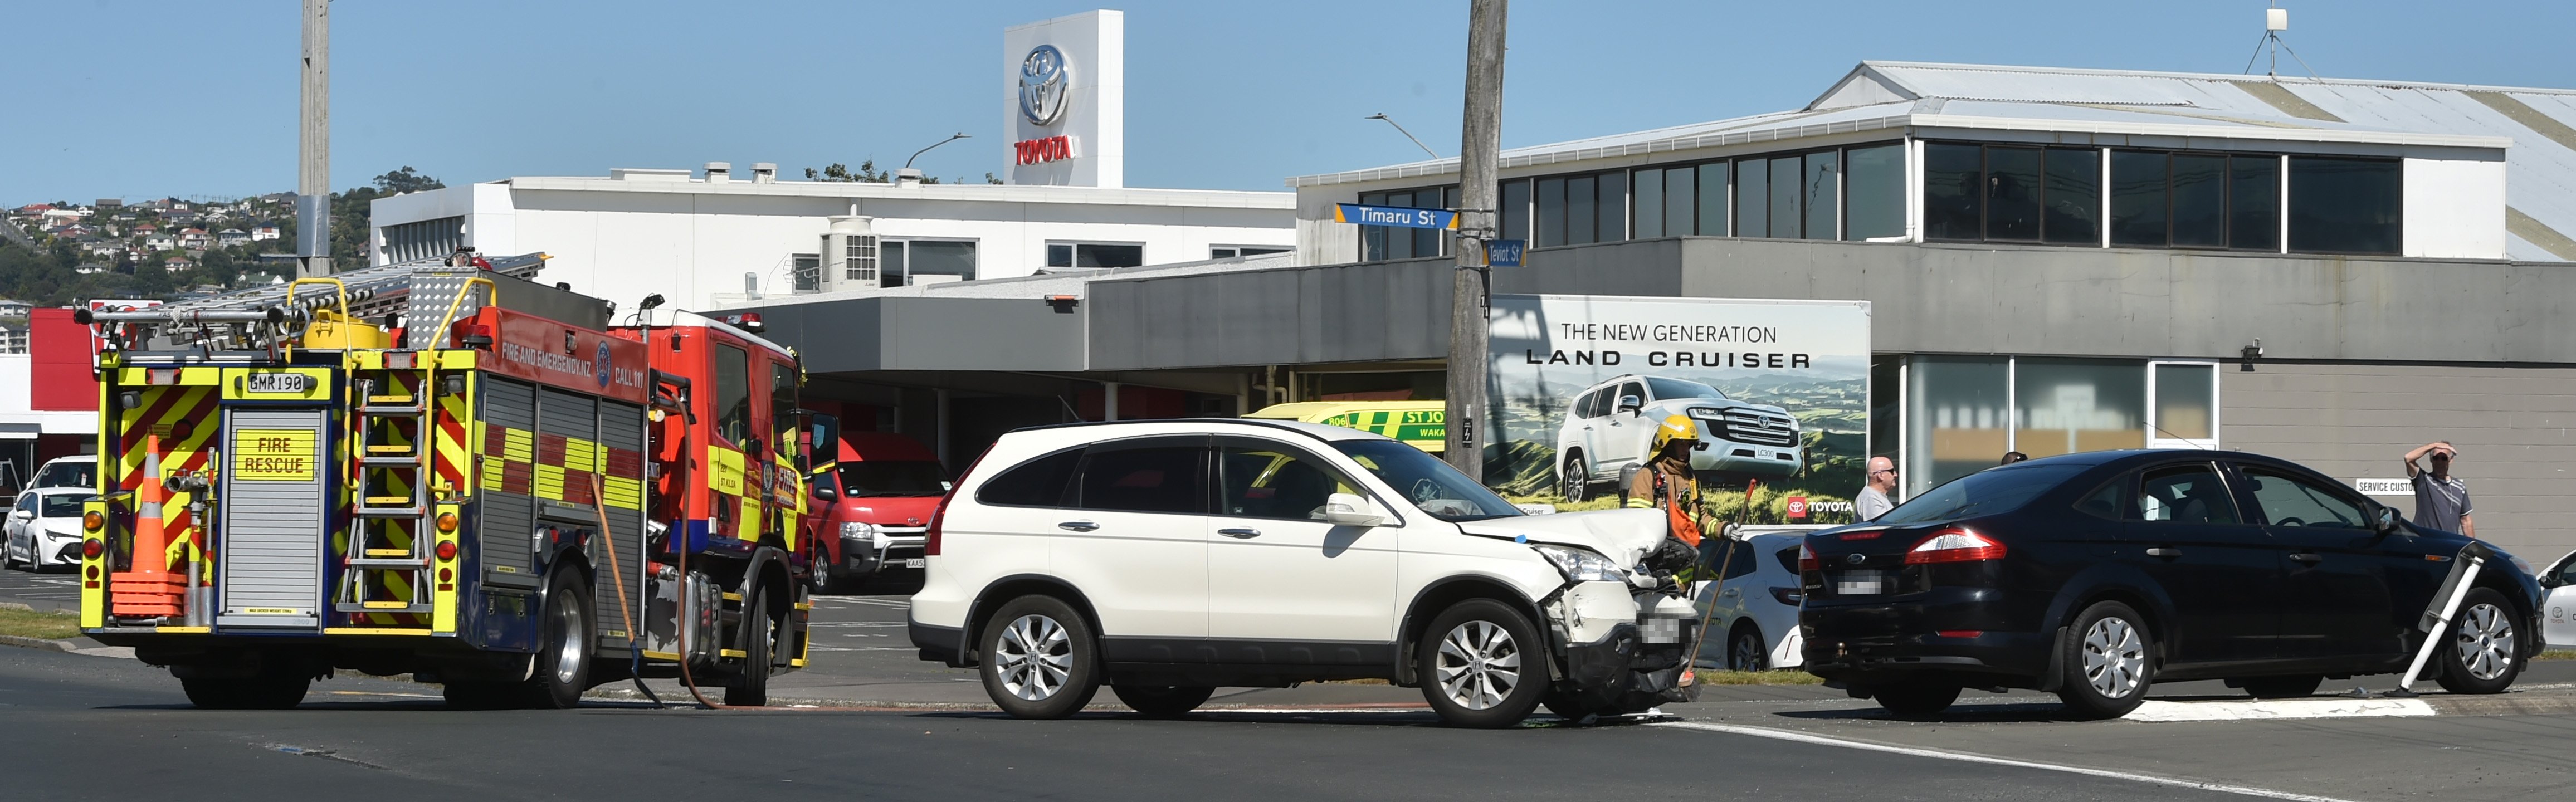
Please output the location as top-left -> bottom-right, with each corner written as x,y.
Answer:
1617,395 -> 1643,417
1322,492 -> 1387,527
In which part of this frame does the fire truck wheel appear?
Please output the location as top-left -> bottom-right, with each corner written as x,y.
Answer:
980,595 -> 1101,719
725,587 -> 780,706
527,570 -> 595,709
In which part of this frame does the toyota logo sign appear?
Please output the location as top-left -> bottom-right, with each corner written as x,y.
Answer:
1019,45 -> 1070,126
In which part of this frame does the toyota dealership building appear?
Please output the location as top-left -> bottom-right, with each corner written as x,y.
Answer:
718,57 -> 2576,560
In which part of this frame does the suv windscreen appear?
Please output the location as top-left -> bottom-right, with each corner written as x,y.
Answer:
839,461 -> 948,497
1876,463 -> 2086,525
1330,439 -> 1519,521
1647,377 -> 1723,401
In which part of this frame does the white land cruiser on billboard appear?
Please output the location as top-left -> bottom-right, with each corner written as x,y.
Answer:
1555,374 -> 1803,500
908,419 -> 1701,727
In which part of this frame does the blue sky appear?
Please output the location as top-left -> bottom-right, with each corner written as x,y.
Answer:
6,1 -> 2572,205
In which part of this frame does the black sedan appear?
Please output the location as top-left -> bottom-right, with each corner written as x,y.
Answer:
1799,449 -> 2541,719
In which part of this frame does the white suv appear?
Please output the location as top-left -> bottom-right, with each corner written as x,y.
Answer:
909,419 -> 1701,727
1555,375 -> 1802,500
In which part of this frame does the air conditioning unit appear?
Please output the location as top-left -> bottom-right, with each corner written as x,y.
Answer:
819,215 -> 879,293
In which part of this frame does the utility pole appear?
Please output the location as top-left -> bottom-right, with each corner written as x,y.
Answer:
297,0 -> 330,278
1443,0 -> 1505,478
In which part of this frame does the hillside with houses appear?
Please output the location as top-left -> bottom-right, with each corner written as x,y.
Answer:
0,167 -> 443,315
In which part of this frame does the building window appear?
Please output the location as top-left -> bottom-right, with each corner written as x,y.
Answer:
2149,361 -> 2219,449
883,239 -> 979,286
2229,157 -> 2281,251
1896,355 -> 2196,497
2289,156 -> 2400,255
2042,148 -> 2102,245
1696,161 -> 1729,237
1844,144 -> 1904,240
1500,179 -> 1531,243
1502,140 -> 1895,247
791,253 -> 821,292
1209,246 -> 1287,259
1927,143 -> 2102,245
1735,157 -> 1769,239
1045,241 -> 1141,269
1358,185 -> 1457,261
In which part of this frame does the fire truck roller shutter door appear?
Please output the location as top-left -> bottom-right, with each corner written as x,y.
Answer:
596,399 -> 648,647
478,378 -> 541,582
214,407 -> 330,629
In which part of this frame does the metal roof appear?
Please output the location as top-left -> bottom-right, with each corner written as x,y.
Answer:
1286,60 -> 2576,262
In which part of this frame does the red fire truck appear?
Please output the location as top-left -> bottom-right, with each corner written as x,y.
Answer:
76,255 -> 828,708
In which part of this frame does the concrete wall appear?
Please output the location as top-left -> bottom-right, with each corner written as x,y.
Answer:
754,296 -> 1086,373
1091,237 -> 2576,369
2223,361 -> 2576,559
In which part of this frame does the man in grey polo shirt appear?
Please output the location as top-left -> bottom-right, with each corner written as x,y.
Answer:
2402,441 -> 2475,538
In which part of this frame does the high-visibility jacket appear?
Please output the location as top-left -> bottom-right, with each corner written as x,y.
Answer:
1626,465 -> 1705,547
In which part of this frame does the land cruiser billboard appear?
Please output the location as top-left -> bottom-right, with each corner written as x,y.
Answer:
1486,294 -> 1870,523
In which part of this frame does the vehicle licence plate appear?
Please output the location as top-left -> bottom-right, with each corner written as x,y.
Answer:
1834,569 -> 1890,595
902,558 -> 926,569
245,373 -> 310,394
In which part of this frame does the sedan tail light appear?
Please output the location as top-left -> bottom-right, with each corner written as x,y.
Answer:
1904,527 -> 2006,564
1797,542 -> 1818,572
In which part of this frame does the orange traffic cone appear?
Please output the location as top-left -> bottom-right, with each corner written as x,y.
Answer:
111,432 -> 185,618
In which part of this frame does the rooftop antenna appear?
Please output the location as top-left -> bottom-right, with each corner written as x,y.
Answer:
2241,3 -> 2320,80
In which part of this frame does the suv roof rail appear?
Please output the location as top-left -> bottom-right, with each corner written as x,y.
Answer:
1009,417 -> 1323,439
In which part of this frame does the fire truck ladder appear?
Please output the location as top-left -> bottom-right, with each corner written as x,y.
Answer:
330,277 -> 490,621
334,360 -> 436,619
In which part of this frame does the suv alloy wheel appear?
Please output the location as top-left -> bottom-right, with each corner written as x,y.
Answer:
980,595 -> 1101,718
1418,599 -> 1547,728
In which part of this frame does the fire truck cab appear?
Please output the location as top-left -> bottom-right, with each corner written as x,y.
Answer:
76,255 -> 822,709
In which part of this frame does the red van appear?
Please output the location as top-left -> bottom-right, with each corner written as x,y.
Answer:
809,432 -> 949,592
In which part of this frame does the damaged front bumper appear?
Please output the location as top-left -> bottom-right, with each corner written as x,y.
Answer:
1543,580 -> 1700,712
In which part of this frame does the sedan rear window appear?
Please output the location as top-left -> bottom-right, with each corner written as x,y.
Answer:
1876,463 -> 2088,525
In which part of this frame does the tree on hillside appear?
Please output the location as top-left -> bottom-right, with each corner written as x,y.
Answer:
318,167 -> 447,267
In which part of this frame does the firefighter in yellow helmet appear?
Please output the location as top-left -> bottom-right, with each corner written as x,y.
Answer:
1626,414 -> 1707,549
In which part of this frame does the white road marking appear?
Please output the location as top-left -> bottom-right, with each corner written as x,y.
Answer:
1655,721 -> 2365,802
2123,698 -> 2434,722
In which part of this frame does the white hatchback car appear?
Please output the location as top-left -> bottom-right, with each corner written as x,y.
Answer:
5,488 -> 89,571
1693,526 -> 1818,671
910,419 -> 1703,727
2538,549 -> 2576,649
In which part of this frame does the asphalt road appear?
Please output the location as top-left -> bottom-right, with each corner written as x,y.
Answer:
0,644 -> 2307,802
20,565 -> 2576,801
